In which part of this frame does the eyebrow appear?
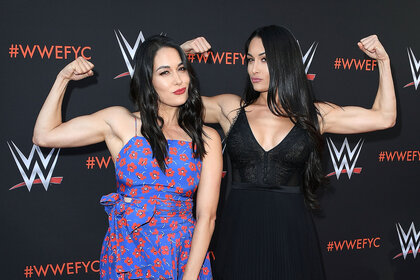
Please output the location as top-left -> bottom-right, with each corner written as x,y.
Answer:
247,52 -> 266,57
156,62 -> 184,72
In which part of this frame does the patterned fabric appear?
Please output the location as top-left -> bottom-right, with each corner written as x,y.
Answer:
99,136 -> 212,280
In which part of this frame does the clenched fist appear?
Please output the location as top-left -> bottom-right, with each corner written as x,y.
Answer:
58,57 -> 94,81
358,35 -> 389,62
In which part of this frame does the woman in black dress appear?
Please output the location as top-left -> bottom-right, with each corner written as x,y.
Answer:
183,25 -> 396,279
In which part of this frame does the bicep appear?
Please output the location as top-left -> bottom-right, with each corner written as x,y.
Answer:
318,102 -> 392,134
34,108 -> 114,148
202,94 -> 241,125
195,128 -> 222,219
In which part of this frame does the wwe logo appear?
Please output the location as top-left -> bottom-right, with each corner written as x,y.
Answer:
7,141 -> 62,191
404,48 -> 420,90
114,29 -> 145,79
394,222 -> 420,259
302,42 -> 318,81
326,138 -> 364,179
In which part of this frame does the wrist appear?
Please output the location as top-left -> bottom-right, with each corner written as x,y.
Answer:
57,71 -> 71,82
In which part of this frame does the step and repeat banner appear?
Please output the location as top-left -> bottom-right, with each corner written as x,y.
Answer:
1,1 -> 419,279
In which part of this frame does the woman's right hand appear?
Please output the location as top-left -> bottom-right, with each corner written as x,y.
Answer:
58,57 -> 94,81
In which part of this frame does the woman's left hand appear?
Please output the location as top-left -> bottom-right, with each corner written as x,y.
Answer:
181,37 -> 211,56
357,35 -> 389,62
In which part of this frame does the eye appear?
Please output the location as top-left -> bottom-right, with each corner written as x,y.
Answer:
261,57 -> 267,62
247,57 -> 254,63
159,70 -> 169,76
178,66 -> 186,71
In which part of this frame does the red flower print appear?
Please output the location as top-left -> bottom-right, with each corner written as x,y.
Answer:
118,171 -> 123,179
129,189 -> 137,197
125,206 -> 134,215
178,167 -> 187,176
101,254 -> 108,264
165,194 -> 173,200
151,247 -> 159,255
179,153 -> 188,162
148,195 -> 160,205
109,255 -> 114,263
129,151 -> 138,160
135,269 -> 143,278
189,142 -> 193,149
133,247 -> 141,258
136,172 -> 146,180
161,245 -> 169,255
136,209 -> 146,219
187,176 -> 194,186
175,187 -> 183,194
178,140 -> 186,146
141,185 -> 151,194
165,157 -> 173,164
120,184 -> 126,192
154,258 -> 162,267
116,265 -> 124,273
126,178 -> 133,187
186,190 -> 192,197
184,239 -> 191,248
165,168 -> 174,177
119,158 -> 126,167
149,217 -> 157,226
126,162 -> 137,172
168,180 -> 175,188
197,161 -> 202,171
124,257 -> 133,266
169,147 -> 177,155
170,220 -> 178,231
167,233 -> 175,241
154,184 -> 164,191
124,145 -> 132,154
203,267 -> 209,275
150,170 -> 160,180
138,158 -> 147,166
160,216 -> 169,223
181,251 -> 188,261
121,246 -> 127,255
134,138 -> 143,147
189,162 -> 196,171
142,148 -> 151,155
151,159 -> 159,167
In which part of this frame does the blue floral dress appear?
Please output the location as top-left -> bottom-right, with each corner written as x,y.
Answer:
99,136 -> 212,280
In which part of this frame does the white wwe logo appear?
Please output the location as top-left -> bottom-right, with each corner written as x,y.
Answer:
302,42 -> 318,75
114,29 -> 145,78
8,141 -> 61,191
396,222 -> 420,259
326,138 -> 364,179
407,48 -> 420,90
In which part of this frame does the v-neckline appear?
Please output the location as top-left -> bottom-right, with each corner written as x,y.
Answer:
243,109 -> 296,153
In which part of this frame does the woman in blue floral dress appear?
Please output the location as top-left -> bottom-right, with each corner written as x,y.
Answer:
33,35 -> 222,280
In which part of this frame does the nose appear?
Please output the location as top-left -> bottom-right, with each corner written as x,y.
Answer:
250,60 -> 260,74
173,71 -> 182,85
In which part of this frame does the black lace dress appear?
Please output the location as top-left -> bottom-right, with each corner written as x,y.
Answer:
213,108 -> 325,280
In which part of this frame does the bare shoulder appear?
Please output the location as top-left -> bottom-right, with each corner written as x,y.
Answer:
202,125 -> 222,146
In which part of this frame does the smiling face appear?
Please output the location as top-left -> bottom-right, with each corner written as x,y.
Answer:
247,37 -> 270,94
152,47 -> 190,109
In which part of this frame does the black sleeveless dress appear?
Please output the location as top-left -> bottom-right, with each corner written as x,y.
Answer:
213,108 -> 325,280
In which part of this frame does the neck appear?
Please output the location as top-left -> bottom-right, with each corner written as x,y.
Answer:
255,91 -> 268,106
158,105 -> 180,128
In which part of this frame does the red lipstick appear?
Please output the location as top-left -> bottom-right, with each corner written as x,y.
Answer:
173,87 -> 186,95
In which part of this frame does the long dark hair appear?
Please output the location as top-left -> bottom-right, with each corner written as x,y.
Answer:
243,25 -> 325,209
130,35 -> 206,171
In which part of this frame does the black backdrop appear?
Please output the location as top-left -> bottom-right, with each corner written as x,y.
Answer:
1,1 -> 419,279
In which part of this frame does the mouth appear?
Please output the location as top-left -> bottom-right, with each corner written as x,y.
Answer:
173,87 -> 186,95
251,77 -> 262,83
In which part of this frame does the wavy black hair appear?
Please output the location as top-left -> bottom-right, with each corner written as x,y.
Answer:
130,35 -> 206,171
243,25 -> 326,209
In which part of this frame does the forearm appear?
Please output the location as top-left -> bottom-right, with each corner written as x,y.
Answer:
182,216 -> 216,280
33,73 -> 69,144
371,59 -> 396,125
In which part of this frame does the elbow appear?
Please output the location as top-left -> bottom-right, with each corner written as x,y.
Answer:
196,213 -> 217,229
32,132 -> 50,147
383,113 -> 397,129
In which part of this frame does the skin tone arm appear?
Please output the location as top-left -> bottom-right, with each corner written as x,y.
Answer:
317,35 -> 396,134
182,127 -> 222,280
32,57 -> 131,162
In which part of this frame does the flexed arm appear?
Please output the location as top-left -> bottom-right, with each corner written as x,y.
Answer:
33,57 -> 111,148
318,35 -> 396,134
